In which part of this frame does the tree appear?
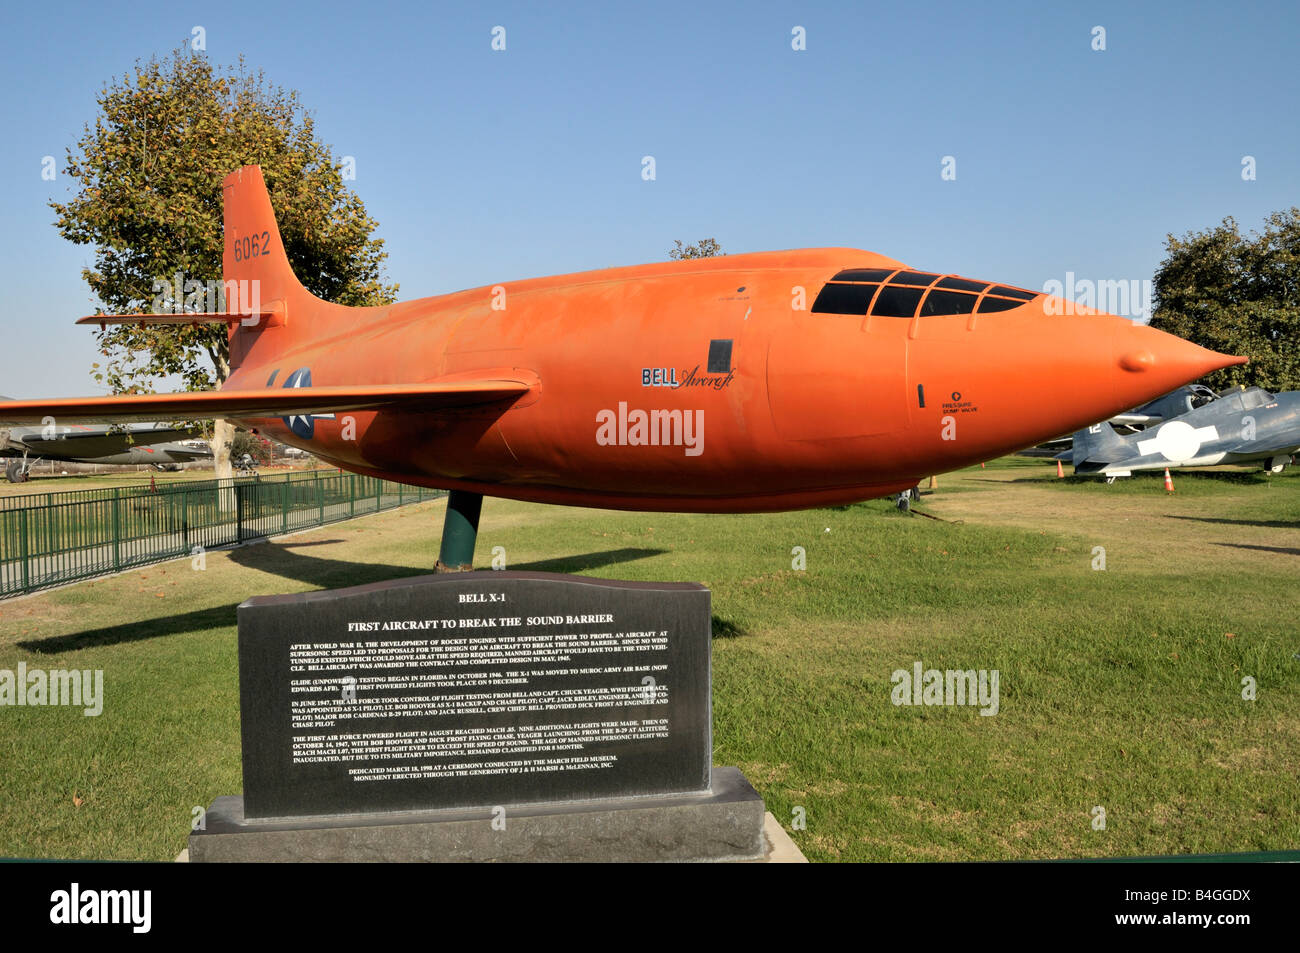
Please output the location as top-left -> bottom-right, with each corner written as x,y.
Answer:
231,429 -> 272,466
1149,209 -> 1299,392
51,46 -> 398,480
669,238 -> 724,260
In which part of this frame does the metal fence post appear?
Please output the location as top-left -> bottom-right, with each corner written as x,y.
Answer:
282,477 -> 289,535
111,488 -> 121,571
20,508 -> 30,594
318,472 -> 325,526
350,474 -> 355,519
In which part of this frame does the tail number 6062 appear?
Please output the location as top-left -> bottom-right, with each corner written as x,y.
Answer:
233,230 -> 272,262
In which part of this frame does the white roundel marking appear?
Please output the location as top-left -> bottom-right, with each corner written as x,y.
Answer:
1136,421 -> 1217,462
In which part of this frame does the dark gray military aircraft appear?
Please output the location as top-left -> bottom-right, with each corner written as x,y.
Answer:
0,399 -> 211,482
1064,385 -> 1299,481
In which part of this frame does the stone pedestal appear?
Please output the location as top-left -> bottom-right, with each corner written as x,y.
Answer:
193,571 -> 780,862
190,766 -> 766,863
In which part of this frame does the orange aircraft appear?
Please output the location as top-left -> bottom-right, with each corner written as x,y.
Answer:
0,166 -> 1244,566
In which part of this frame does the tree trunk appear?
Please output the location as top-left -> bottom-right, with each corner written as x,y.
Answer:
212,416 -> 235,512
208,347 -> 235,509
212,417 -> 234,480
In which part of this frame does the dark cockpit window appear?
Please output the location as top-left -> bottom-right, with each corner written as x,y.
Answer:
811,282 -> 878,315
888,271 -> 940,287
935,276 -> 991,294
871,285 -> 926,317
989,285 -> 1038,301
920,289 -> 979,316
831,268 -> 895,282
1240,389 -> 1271,410
976,296 -> 1023,313
813,270 -> 1040,319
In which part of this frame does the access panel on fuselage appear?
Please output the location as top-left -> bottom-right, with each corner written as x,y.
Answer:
766,314 -> 908,440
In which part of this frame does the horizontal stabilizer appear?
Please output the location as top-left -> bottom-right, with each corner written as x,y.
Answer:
0,376 -> 535,426
77,302 -> 286,328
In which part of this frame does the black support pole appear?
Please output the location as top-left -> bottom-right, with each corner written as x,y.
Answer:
435,490 -> 483,572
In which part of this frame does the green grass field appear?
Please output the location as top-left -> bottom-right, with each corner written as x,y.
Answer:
1,458 -> 1297,861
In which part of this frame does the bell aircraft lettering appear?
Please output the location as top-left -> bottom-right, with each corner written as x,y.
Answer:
642,368 -> 680,387
0,164 -> 1245,516
641,365 -> 734,389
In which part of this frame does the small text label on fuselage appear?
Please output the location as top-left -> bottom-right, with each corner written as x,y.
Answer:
641,364 -> 734,390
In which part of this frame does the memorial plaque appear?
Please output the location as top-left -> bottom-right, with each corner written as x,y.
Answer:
237,571 -> 711,819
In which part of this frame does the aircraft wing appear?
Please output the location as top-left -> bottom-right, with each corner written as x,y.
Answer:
147,442 -> 214,461
1108,412 -> 1160,427
10,426 -> 202,457
0,376 -> 536,426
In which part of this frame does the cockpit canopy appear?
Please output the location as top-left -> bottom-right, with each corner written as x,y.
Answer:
812,268 -> 1041,319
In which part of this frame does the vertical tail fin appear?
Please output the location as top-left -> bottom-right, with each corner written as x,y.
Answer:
221,165 -> 311,325
1071,421 -> 1134,466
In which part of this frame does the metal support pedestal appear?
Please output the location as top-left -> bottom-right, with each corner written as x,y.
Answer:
435,489 -> 483,572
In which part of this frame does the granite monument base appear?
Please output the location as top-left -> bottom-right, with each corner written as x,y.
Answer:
190,766 -> 765,863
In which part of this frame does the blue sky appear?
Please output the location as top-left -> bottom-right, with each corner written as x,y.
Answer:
2,0 -> 1297,396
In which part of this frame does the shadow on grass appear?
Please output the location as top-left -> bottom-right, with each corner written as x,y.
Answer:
1214,542 -> 1300,556
1167,515 -> 1298,530
711,615 -> 749,639
1161,470 -> 1274,486
19,603 -> 238,654
18,543 -> 668,652
1000,469 -> 1278,487
228,539 -> 667,584
226,538 -> 427,587
510,548 -> 666,574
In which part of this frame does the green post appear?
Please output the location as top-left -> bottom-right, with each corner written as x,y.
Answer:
181,488 -> 189,550
436,490 -> 482,572
111,488 -> 121,571
318,473 -> 325,526
282,478 -> 289,535
20,508 -> 30,594
350,474 -> 355,518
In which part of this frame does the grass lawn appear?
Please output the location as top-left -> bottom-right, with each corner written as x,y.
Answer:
0,458 -> 1296,861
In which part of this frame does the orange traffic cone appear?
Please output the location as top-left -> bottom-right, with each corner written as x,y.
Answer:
1056,460 -> 1064,478
1163,468 -> 1174,492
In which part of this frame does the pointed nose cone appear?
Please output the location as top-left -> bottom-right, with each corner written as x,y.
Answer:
1115,323 -> 1246,406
